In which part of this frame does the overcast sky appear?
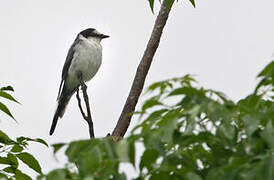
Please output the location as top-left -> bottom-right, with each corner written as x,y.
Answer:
0,0 -> 273,177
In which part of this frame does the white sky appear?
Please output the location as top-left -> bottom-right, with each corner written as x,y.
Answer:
0,0 -> 273,177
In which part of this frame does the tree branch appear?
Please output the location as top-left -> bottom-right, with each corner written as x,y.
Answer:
76,84 -> 94,138
112,2 -> 174,140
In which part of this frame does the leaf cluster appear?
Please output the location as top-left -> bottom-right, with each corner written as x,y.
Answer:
43,61 -> 274,179
0,86 -> 48,180
0,86 -> 19,120
0,130 -> 48,180
40,139 -> 131,180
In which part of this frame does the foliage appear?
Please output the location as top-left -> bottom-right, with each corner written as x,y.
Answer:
0,86 -> 48,180
0,86 -> 19,120
1,63 -> 273,179
1,1 -> 272,179
41,61 -> 274,180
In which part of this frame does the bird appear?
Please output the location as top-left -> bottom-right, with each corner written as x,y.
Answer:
49,28 -> 109,135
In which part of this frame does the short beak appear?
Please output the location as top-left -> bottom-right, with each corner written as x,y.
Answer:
101,34 -> 110,39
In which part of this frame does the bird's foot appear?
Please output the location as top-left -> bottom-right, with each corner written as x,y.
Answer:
81,82 -> 87,91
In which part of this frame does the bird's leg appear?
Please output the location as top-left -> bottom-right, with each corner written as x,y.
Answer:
76,88 -> 87,119
75,71 -> 95,138
81,82 -> 87,90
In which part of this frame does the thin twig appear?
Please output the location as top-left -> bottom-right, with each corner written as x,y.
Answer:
76,84 -> 95,138
111,2 -> 174,141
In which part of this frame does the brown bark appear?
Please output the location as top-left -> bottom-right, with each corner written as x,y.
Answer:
111,2 -> 174,140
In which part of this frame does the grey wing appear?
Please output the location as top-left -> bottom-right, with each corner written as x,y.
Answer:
57,37 -> 81,99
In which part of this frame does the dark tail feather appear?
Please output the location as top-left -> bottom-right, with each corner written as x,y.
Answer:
50,112 -> 59,135
50,88 -> 75,135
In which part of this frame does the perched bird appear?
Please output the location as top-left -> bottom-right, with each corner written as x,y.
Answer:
50,28 -> 109,135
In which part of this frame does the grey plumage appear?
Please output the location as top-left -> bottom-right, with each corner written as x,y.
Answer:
50,28 -> 109,135
50,37 -> 80,136
57,38 -> 81,98
50,86 -> 75,135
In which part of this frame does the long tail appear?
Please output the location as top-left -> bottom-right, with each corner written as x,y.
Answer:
49,87 -> 75,135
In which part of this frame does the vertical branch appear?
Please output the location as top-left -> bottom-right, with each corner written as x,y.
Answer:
112,2 -> 174,140
76,84 -> 95,138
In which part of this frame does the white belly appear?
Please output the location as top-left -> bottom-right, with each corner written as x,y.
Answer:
66,39 -> 102,89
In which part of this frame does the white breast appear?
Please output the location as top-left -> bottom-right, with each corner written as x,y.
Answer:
66,36 -> 102,89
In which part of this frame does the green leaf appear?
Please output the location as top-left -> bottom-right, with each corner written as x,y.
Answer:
16,152 -> 42,174
16,137 -> 26,144
255,61 -> 274,92
242,114 -> 260,137
142,97 -> 162,112
150,171 -> 170,180
168,87 -> 204,97
257,61 -> 274,78
0,130 -> 12,143
145,78 -> 175,95
184,107 -> 200,135
208,89 -> 230,103
66,140 -> 93,162
157,110 -> 180,142
16,137 -> 48,147
148,0 -> 155,13
261,121 -> 274,149
140,149 -> 159,170
0,101 -> 15,120
0,157 -> 12,165
14,169 -> 32,180
0,86 -> 14,92
101,139 -> 116,160
52,143 -> 66,154
3,166 -> 15,173
0,173 -> 8,179
0,91 -> 19,104
185,172 -> 202,180
217,123 -> 235,141
46,169 -> 68,180
129,141 -> 135,166
132,109 -> 168,133
33,138 -> 48,147
11,145 -> 24,153
164,0 -> 174,10
261,154 -> 274,180
115,140 -> 129,162
77,146 -> 102,176
189,0 -> 196,8
7,153 -> 18,168
146,82 -> 164,93
116,173 -> 127,180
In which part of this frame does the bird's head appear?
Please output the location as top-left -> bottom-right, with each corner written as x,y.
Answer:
79,28 -> 109,43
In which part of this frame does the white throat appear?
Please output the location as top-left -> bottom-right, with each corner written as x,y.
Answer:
88,36 -> 102,44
